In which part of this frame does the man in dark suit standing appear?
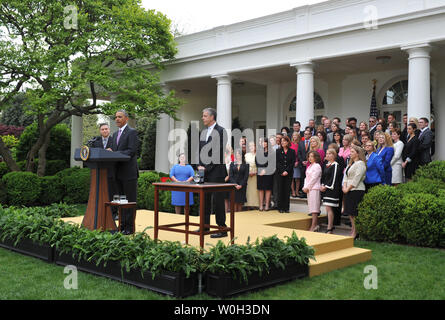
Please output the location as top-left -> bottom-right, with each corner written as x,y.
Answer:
110,110 -> 140,235
92,123 -> 113,149
418,117 -> 433,166
197,107 -> 228,238
92,123 -> 117,220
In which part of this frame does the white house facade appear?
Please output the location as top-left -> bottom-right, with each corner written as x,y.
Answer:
151,0 -> 445,173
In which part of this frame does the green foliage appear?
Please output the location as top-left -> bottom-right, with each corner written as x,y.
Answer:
39,176 -> 64,205
1,135 -> 19,149
0,162 -> 8,180
0,208 -> 315,283
15,123 -> 71,163
0,181 -> 7,205
412,160 -> 445,182
2,171 -> 41,206
356,162 -> 445,248
139,118 -> 157,170
0,93 -> 35,127
44,160 -> 70,176
200,233 -> 314,283
397,177 -> 445,196
399,194 -> 445,248
61,168 -> 91,204
356,186 -> 403,242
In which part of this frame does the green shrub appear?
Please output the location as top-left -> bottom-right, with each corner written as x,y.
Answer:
1,134 -> 19,148
413,160 -> 445,182
2,171 -> 41,206
137,171 -> 160,209
15,122 -> 71,163
55,166 -> 83,179
0,162 -> 8,180
356,185 -> 403,242
397,177 -> 445,196
61,168 -> 90,204
400,193 -> 445,248
45,160 -> 69,176
0,181 -> 7,205
39,176 -> 64,205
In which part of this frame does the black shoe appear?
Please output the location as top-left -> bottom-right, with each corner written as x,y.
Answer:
122,230 -> 132,235
307,213 -> 312,216
284,210 -> 290,213
210,232 -> 228,239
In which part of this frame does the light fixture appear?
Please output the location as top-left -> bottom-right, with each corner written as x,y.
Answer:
234,80 -> 245,87
376,56 -> 391,64
181,89 -> 191,94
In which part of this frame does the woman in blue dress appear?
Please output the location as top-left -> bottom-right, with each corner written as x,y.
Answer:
170,154 -> 195,214
376,131 -> 394,185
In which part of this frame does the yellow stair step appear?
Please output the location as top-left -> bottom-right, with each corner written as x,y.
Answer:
309,247 -> 372,277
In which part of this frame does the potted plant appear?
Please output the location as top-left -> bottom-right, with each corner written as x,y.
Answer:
202,233 -> 314,298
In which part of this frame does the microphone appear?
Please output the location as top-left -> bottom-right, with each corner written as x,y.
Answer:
87,136 -> 101,147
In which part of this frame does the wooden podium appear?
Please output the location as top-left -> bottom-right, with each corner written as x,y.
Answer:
74,147 -> 130,231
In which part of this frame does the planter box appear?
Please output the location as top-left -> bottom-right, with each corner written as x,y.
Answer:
124,269 -> 198,298
0,235 -> 54,262
205,262 -> 309,298
55,250 -> 198,297
54,250 -> 124,282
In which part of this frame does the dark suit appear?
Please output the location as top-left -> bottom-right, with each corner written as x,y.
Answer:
297,140 -> 311,193
111,125 -> 140,233
418,128 -> 433,166
276,148 -> 296,211
402,135 -> 420,179
401,127 -> 408,144
199,123 -> 228,227
229,163 -> 249,204
369,126 -> 377,140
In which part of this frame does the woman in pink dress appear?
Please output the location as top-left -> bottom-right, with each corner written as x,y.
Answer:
303,151 -> 322,232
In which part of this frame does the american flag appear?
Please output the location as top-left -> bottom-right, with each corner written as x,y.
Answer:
369,82 -> 379,118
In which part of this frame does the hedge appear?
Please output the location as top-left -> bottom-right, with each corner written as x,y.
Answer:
2,171 -> 41,206
356,161 -> 445,248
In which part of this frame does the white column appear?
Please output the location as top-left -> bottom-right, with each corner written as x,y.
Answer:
402,43 -> 432,121
291,61 -> 314,129
435,66 -> 445,161
70,115 -> 83,167
155,84 -> 172,174
212,74 -> 233,131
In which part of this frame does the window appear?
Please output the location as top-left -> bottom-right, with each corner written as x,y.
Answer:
382,80 -> 408,105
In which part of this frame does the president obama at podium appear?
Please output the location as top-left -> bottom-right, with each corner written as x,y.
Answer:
110,110 -> 140,235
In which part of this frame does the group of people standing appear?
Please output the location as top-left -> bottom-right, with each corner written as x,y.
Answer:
167,107 -> 434,239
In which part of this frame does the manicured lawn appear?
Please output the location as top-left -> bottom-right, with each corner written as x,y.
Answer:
0,240 -> 444,300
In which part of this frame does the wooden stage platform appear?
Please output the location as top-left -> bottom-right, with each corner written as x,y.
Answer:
64,209 -> 371,278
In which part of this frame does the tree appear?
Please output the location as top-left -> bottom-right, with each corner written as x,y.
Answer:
0,93 -> 36,127
0,0 -> 181,176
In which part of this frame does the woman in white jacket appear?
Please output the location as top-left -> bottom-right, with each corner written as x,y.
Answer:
390,128 -> 404,185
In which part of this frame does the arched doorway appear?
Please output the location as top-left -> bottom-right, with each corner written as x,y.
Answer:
380,78 -> 408,127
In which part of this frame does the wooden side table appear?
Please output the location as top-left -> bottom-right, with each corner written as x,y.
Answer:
104,202 -> 137,233
152,182 -> 236,249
